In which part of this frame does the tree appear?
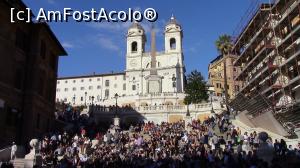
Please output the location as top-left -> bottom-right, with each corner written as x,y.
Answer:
215,34 -> 233,107
184,70 -> 208,106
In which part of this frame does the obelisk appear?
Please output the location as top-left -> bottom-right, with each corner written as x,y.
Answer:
150,24 -> 157,75
146,24 -> 162,93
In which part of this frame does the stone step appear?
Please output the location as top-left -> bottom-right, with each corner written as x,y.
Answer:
13,158 -> 37,168
232,119 -> 300,148
13,159 -> 25,168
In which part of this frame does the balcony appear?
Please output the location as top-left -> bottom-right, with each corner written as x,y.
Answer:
234,26 -> 272,66
233,4 -> 272,52
277,24 -> 300,50
280,46 -> 300,68
238,62 -> 278,95
262,84 -> 273,94
236,43 -> 275,81
267,89 -> 281,100
273,0 -> 299,29
283,75 -> 300,88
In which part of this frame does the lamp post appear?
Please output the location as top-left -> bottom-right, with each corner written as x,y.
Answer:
91,96 -> 94,106
210,90 -> 215,114
84,92 -> 87,106
73,94 -> 76,105
206,85 -> 215,114
185,100 -> 191,130
221,88 -> 226,108
91,96 -> 95,117
186,103 -> 190,116
114,93 -> 119,117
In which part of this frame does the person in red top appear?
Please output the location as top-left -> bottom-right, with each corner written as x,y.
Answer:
80,128 -> 86,137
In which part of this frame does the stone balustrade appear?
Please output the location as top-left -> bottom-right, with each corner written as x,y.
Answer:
90,102 -> 222,115
138,92 -> 177,98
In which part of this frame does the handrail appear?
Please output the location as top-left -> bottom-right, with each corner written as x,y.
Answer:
0,146 -> 11,153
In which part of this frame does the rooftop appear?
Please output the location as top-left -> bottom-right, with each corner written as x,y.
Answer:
58,72 -> 125,80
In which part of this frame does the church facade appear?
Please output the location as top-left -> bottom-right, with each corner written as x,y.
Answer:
56,16 -> 186,107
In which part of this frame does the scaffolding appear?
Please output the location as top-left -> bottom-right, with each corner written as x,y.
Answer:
231,0 -> 300,132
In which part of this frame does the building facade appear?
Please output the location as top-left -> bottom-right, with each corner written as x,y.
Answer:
56,17 -> 186,107
0,0 -> 67,145
232,1 -> 300,107
230,0 -> 300,136
208,54 -> 243,99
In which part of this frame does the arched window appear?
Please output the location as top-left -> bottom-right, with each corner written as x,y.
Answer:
131,41 -> 137,53
170,38 -> 176,49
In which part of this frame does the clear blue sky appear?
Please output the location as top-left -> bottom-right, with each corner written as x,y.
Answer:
23,0 -> 269,79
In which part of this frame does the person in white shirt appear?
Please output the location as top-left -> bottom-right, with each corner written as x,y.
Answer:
73,134 -> 79,142
11,142 -> 17,160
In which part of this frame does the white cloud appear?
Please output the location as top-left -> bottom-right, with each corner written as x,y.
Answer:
96,35 -> 120,52
88,21 -> 131,32
62,42 -> 74,49
186,42 -> 202,53
47,0 -> 55,4
133,6 -> 141,12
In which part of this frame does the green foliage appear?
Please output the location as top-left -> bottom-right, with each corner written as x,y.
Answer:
215,34 -> 233,55
184,70 -> 208,105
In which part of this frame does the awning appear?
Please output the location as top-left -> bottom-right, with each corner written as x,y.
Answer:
0,99 -> 5,108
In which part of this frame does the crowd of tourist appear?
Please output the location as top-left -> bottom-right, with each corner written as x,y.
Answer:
33,112 -> 300,168
55,102 -> 82,122
92,104 -> 134,113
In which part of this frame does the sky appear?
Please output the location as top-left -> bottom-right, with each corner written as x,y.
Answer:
22,0 -> 270,79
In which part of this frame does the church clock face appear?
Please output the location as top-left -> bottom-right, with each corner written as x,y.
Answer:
130,59 -> 137,68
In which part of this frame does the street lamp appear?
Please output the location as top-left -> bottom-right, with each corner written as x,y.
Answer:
221,88 -> 225,99
221,88 -> 226,108
114,93 -> 119,117
91,96 -> 94,106
186,102 -> 190,116
206,85 -> 215,114
91,95 -> 95,117
73,94 -> 76,105
84,92 -> 87,106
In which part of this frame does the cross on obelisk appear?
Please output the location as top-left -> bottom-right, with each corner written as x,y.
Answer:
150,24 -> 157,75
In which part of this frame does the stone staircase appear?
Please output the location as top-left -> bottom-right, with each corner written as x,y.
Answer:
0,140 -> 42,168
0,146 -> 29,168
13,159 -> 25,168
229,93 -> 250,111
232,118 -> 300,148
275,103 -> 300,133
12,158 -> 40,168
0,146 -> 25,162
229,93 -> 272,117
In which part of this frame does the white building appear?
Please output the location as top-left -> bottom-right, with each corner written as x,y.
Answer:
56,16 -> 187,107
56,16 -> 226,123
